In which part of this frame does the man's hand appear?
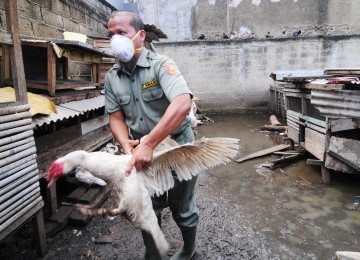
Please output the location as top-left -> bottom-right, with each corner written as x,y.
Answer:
122,139 -> 140,155
125,141 -> 154,176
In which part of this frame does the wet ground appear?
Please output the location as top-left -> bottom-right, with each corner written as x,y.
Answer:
1,113 -> 359,259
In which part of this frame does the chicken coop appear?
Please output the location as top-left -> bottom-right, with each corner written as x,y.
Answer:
0,0 -> 46,256
270,69 -> 360,183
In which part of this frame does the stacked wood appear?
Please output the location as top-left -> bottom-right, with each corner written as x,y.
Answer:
0,104 -> 44,241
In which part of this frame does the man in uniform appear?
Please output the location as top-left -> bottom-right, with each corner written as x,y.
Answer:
105,11 -> 198,260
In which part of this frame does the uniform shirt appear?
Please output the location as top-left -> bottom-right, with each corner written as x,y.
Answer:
105,48 -> 192,140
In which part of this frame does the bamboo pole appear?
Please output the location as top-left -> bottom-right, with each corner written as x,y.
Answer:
0,124 -> 33,138
0,172 -> 38,201
0,141 -> 35,160
0,146 -> 36,168
0,111 -> 31,124
0,136 -> 34,153
0,158 -> 36,180
0,163 -> 37,188
0,130 -> 33,147
0,197 -> 43,233
0,186 -> 39,219
0,118 -> 32,131
0,140 -> 35,159
0,154 -> 36,175
0,105 -> 30,116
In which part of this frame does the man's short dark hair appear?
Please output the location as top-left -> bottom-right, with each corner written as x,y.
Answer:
110,11 -> 144,32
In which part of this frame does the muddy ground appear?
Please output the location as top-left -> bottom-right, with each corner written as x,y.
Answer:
1,171 -> 262,260
1,113 -> 359,260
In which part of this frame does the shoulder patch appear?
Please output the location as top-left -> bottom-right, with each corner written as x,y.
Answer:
163,61 -> 179,75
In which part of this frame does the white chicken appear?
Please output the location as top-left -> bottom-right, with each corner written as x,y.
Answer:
46,137 -> 239,256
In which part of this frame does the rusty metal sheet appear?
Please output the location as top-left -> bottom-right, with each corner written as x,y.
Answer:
311,89 -> 360,118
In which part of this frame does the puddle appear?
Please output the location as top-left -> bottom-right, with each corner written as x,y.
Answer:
197,113 -> 360,259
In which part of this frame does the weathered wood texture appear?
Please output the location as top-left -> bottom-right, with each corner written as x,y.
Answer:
304,127 -> 326,161
236,144 -> 290,163
327,136 -> 360,172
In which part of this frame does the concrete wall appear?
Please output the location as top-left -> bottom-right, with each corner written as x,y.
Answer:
138,0 -> 360,41
154,36 -> 360,112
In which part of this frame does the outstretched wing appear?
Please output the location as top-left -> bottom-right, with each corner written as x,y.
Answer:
140,137 -> 239,196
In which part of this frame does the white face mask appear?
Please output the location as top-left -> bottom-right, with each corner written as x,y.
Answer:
110,30 -> 143,62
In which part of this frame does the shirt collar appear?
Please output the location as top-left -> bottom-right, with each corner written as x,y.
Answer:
136,48 -> 151,67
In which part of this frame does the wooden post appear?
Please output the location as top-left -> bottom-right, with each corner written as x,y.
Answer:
32,209 -> 48,257
321,127 -> 331,184
47,42 -> 56,96
5,0 -> 27,103
47,184 -> 58,214
1,45 -> 11,84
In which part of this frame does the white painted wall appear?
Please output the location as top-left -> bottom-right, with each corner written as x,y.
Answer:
154,36 -> 360,112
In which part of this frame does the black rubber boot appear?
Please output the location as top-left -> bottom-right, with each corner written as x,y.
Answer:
142,230 -> 162,260
170,228 -> 196,260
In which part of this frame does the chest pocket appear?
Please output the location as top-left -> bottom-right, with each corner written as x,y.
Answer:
117,94 -> 131,105
142,87 -> 164,101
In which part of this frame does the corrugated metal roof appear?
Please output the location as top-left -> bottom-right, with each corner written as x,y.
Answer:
32,96 -> 105,127
311,90 -> 360,118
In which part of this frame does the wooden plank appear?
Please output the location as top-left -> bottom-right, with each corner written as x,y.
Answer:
0,104 -> 30,116
304,127 -> 325,161
327,136 -> 360,171
303,116 -> 327,128
66,187 -> 88,203
47,42 -> 56,96
287,127 -> 299,143
306,121 -> 326,134
325,153 -> 357,174
0,200 -> 44,241
32,209 -> 48,257
77,186 -> 103,204
330,118 -> 360,132
6,0 -> 27,103
304,83 -> 345,90
235,144 -> 290,163
306,159 -> 323,166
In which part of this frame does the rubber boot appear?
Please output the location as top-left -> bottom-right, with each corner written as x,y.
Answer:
170,228 -> 196,260
142,230 -> 162,260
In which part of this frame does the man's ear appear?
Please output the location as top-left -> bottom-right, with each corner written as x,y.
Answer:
139,30 -> 146,42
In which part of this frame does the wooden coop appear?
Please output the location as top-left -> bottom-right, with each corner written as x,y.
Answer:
0,0 -> 47,256
270,69 -> 360,184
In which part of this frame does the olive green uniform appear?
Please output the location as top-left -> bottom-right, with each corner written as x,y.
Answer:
104,48 -> 199,229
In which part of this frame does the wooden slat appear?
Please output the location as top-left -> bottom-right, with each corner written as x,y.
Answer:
5,0 -> 27,103
0,154 -> 36,175
306,121 -> 326,134
0,197 -> 43,234
0,146 -> 37,168
0,140 -> 36,159
0,159 -> 36,181
0,172 -> 38,200
236,144 -> 290,163
0,111 -> 32,124
0,130 -> 33,147
330,118 -> 360,132
0,104 -> 30,116
0,187 -> 40,220
0,200 -> 44,241
0,124 -> 33,138
0,163 -> 37,189
304,83 -> 345,90
304,127 -> 326,161
0,118 -> 33,131
0,136 -> 34,153
0,183 -> 38,214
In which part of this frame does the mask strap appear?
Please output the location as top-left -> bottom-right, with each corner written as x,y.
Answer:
131,30 -> 144,41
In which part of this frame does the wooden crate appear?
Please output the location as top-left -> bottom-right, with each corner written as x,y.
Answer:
304,127 -> 326,161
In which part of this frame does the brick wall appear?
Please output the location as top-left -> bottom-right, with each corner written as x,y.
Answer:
0,0 -> 113,83
154,35 -> 360,112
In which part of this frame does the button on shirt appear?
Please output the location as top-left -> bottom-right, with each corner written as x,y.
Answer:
104,48 -> 192,140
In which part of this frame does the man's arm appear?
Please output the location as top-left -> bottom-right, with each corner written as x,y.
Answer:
125,93 -> 191,174
109,110 -> 139,155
